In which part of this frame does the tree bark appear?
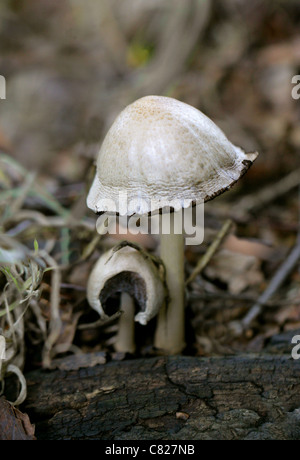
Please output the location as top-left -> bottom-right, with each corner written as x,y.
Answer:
23,353 -> 300,440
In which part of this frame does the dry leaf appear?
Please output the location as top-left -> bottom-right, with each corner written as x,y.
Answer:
205,249 -> 264,295
223,235 -> 274,261
50,351 -> 107,371
0,396 -> 36,440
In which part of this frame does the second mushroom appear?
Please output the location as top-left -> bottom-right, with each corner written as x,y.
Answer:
87,242 -> 167,354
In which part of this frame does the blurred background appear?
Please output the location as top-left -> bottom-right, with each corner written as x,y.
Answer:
0,0 -> 300,363
0,0 -> 299,177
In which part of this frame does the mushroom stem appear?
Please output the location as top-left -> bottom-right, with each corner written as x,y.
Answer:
114,292 -> 136,354
154,215 -> 185,354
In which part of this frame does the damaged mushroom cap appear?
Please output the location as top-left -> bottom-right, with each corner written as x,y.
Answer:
87,95 -> 258,216
87,244 -> 167,326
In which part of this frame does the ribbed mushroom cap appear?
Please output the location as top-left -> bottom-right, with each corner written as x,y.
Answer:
87,95 -> 258,215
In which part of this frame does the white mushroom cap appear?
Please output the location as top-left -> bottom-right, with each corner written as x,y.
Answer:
87,95 -> 258,215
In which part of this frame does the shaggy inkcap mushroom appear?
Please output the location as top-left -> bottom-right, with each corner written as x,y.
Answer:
87,95 -> 258,354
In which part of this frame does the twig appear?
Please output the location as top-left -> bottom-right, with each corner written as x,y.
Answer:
77,311 -> 122,330
99,0 -> 128,74
81,234 -> 102,261
0,172 -> 36,225
40,252 -> 62,368
232,167 -> 300,218
189,290 -> 300,308
80,217 -> 109,261
5,210 -> 95,232
241,242 -> 300,329
186,219 -> 233,286
114,0 -> 211,100
241,184 -> 300,329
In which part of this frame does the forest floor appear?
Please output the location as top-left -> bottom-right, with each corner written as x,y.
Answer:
0,0 -> 299,440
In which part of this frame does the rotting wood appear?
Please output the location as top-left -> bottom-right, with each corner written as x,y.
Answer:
22,354 -> 300,440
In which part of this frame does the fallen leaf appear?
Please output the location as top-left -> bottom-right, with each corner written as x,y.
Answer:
205,249 -> 264,295
50,351 -> 107,371
223,235 -> 274,260
0,396 -> 36,440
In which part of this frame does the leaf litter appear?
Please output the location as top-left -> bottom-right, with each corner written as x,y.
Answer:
0,0 -> 299,431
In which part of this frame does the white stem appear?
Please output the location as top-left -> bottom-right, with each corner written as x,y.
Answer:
114,292 -> 136,354
154,216 -> 185,354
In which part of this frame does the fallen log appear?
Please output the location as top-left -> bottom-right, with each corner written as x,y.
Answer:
23,353 -> 300,440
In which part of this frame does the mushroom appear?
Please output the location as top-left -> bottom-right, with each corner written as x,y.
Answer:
87,95 -> 258,354
86,242 -> 167,353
